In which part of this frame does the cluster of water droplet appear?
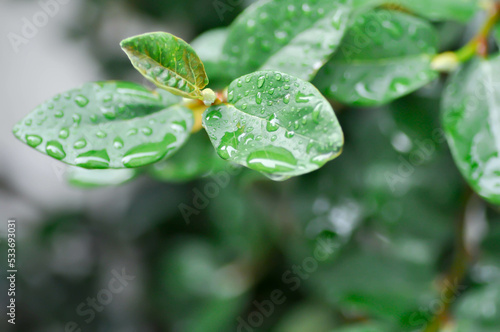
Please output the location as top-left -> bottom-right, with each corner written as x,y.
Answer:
203,71 -> 343,179
14,82 -> 193,169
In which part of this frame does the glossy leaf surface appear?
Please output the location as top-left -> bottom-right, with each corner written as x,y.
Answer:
203,70 -> 343,180
314,10 -> 438,106
121,32 -> 209,99
13,82 -> 193,169
442,56 -> 500,205
222,0 -> 352,80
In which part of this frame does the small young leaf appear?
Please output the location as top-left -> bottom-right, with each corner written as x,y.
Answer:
121,32 -> 209,99
222,0 -> 352,80
67,167 -> 139,188
13,81 -> 194,169
202,70 -> 343,180
442,55 -> 500,205
314,10 -> 438,106
147,131 -> 227,182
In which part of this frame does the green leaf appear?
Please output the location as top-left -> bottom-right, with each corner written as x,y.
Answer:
202,70 -> 343,180
352,0 -> 479,22
398,0 -> 479,22
314,9 -> 438,106
147,131 -> 227,182
222,0 -> 352,80
121,32 -> 209,99
13,81 -> 194,169
67,167 -> 139,187
442,55 -> 500,205
190,28 -> 233,89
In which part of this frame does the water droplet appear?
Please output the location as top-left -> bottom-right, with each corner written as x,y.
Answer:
217,128 -> 243,159
127,128 -> 138,136
74,138 -> 87,149
275,73 -> 282,81
206,109 -> 222,121
46,141 -> 66,160
228,90 -> 234,102
295,92 -> 312,103
283,94 -> 291,104
285,131 -> 295,139
122,133 -> 177,167
73,114 -> 81,125
256,92 -> 263,104
389,77 -> 411,94
96,130 -> 107,138
75,95 -> 89,107
246,146 -> 297,173
26,135 -> 42,147
59,128 -> 69,139
142,127 -> 153,136
113,137 -> 124,149
266,113 -> 280,132
103,94 -> 113,103
312,104 -> 322,123
24,119 -> 32,126
172,120 -> 187,131
75,149 -> 110,168
257,76 -> 266,88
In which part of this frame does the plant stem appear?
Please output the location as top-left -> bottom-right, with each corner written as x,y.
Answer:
432,1 -> 500,72
422,189 -> 473,332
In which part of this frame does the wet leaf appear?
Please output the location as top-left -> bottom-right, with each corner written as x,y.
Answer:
222,0 -> 352,80
442,55 -> 500,205
121,32 -> 209,99
314,10 -> 438,106
13,81 -> 193,169
202,70 -> 343,180
67,167 -> 139,187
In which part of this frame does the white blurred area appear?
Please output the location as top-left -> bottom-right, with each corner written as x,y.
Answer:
0,0 -> 187,232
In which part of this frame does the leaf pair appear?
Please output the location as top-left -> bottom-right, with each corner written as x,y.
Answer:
14,27 -> 344,182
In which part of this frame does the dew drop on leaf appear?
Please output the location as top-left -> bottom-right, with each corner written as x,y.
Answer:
246,146 -> 297,173
26,135 -> 42,148
46,141 -> 66,160
59,128 -> 69,139
75,95 -> 89,107
257,75 -> 266,88
75,149 -> 111,168
73,138 -> 87,150
113,137 -> 124,149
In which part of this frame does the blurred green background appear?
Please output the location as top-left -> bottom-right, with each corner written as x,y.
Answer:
1,0 -> 500,331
